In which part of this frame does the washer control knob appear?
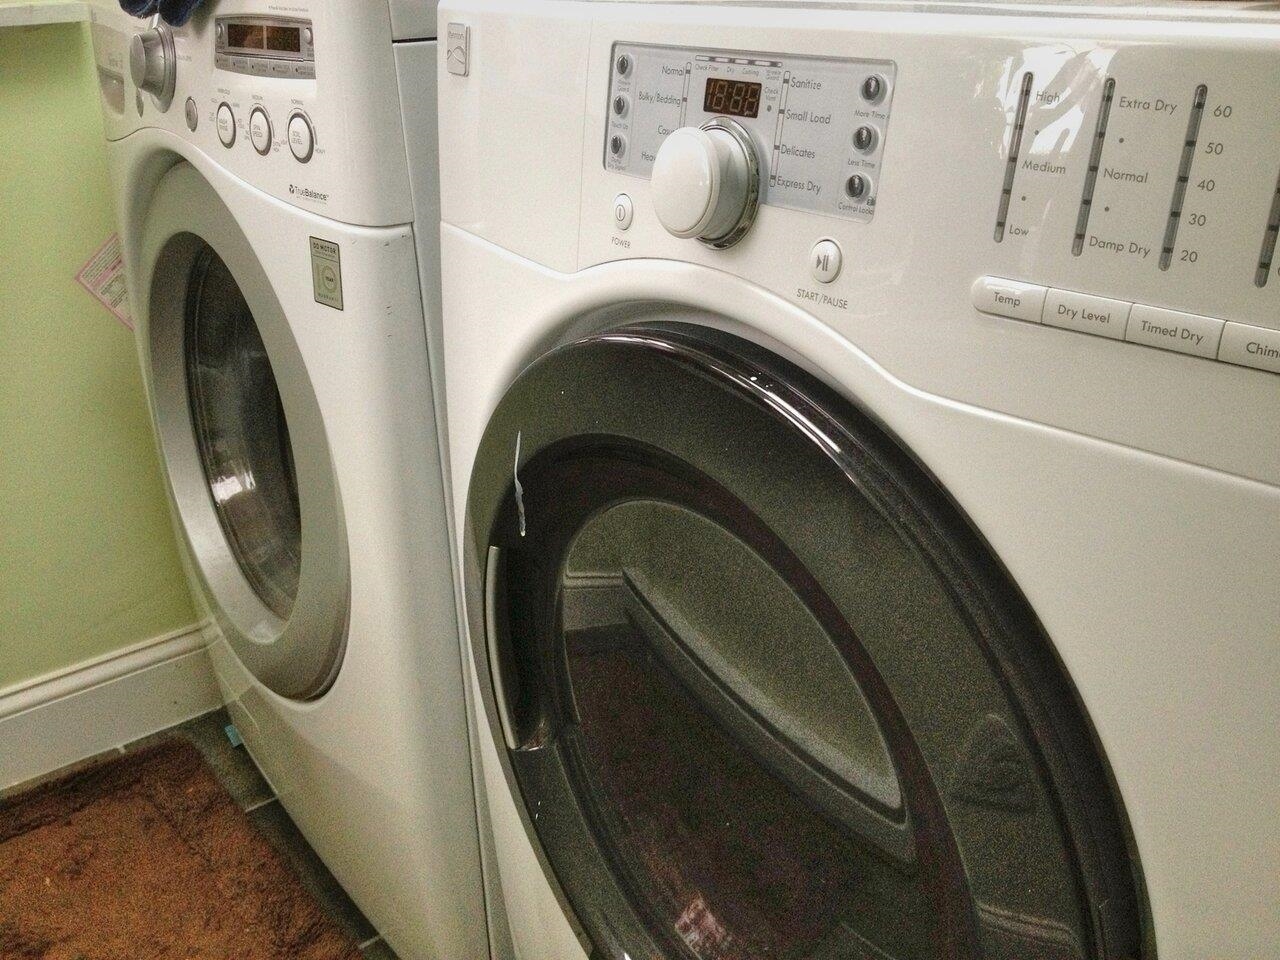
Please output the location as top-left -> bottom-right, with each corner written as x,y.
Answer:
249,107 -> 272,155
216,102 -> 236,147
129,26 -> 175,108
651,119 -> 760,248
287,112 -> 314,163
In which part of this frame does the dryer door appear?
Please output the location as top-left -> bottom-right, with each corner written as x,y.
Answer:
138,163 -> 348,699
465,323 -> 1146,960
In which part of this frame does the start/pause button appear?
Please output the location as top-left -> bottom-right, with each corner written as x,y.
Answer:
810,239 -> 842,284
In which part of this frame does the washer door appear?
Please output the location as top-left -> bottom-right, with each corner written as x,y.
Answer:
465,323 -> 1146,960
140,163 -> 348,699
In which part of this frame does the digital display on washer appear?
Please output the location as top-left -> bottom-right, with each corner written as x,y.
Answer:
703,78 -> 762,118
227,22 -> 302,53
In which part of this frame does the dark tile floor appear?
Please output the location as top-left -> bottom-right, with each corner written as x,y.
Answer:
10,708 -> 398,959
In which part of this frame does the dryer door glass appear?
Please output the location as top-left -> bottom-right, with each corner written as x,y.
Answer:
185,245 -> 301,620
470,324 -> 1145,960
557,495 -> 927,958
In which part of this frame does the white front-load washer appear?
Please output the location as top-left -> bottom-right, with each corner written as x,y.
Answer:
435,3 -> 1280,959
89,5 -> 486,958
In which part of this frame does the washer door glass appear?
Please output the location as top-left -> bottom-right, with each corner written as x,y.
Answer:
185,245 -> 301,620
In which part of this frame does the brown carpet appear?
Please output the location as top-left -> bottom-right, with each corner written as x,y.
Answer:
0,740 -> 361,960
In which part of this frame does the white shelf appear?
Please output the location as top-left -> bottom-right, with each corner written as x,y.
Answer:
0,0 -> 90,29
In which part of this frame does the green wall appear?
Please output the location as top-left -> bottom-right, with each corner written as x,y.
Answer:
0,21 -> 195,690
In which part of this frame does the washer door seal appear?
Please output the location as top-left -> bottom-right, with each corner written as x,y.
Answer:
465,321 -> 1146,960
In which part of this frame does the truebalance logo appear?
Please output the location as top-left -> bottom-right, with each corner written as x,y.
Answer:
289,184 -> 330,203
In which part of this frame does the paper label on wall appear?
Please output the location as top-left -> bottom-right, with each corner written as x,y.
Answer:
76,233 -> 133,329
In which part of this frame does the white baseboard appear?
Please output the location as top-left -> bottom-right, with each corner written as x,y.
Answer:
0,622 -> 223,791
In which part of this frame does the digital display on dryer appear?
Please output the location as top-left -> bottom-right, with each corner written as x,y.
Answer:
703,78 -> 762,118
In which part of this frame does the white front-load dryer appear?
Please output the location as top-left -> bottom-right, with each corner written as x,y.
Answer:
436,3 -> 1280,959
89,5 -> 486,958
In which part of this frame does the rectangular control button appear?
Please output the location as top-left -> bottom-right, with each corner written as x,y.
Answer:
1218,321 -> 1280,375
971,277 -> 1047,323
269,60 -> 294,77
1042,289 -> 1132,341
1126,304 -> 1224,359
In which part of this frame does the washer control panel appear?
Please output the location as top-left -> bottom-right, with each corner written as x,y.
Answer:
89,2 -> 413,226
214,15 -> 316,80
605,43 -> 895,223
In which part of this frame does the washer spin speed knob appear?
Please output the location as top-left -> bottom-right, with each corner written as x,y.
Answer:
129,26 -> 176,110
651,118 -> 760,248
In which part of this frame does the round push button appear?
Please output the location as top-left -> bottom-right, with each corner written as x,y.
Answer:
612,193 -> 634,231
184,97 -> 198,131
810,239 -> 842,284
861,74 -> 886,103
287,112 -> 314,163
249,107 -> 272,155
845,173 -> 871,200
853,124 -> 877,152
216,102 -> 236,147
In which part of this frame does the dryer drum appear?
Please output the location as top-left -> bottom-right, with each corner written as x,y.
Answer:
467,322 -> 1146,960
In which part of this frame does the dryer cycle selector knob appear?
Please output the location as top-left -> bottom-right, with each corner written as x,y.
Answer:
129,26 -> 176,110
651,117 -> 760,248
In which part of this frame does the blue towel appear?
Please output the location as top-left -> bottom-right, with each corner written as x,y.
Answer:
117,0 -> 204,26
158,0 -> 204,26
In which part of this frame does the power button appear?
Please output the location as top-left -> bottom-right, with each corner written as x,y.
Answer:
612,193 -> 634,231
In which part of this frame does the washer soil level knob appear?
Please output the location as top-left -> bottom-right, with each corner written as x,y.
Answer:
288,113 -> 314,163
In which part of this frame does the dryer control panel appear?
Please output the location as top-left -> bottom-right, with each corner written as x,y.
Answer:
605,43 -> 896,224
987,60 -> 1280,300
